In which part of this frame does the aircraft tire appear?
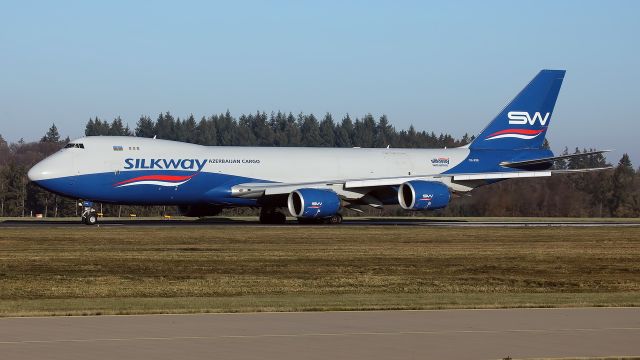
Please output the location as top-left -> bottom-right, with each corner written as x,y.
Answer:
84,212 -> 98,226
328,214 -> 343,225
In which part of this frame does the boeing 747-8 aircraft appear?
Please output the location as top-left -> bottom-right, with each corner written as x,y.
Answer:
28,70 -> 608,224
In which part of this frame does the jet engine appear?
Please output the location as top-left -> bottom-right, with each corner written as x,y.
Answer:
398,180 -> 450,210
287,188 -> 341,219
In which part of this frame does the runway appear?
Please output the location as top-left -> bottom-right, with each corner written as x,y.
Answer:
1,308 -> 638,360
2,218 -> 640,228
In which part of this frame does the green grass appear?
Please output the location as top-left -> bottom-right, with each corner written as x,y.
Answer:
0,226 -> 639,316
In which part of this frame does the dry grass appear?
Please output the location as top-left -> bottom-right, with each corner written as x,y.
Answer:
0,225 -> 639,316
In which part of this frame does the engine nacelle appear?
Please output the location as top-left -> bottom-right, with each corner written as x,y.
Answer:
178,204 -> 223,217
287,188 -> 341,219
398,180 -> 450,210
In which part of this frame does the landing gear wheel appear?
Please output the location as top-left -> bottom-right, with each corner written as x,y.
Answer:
80,200 -> 98,226
82,211 -> 98,226
86,213 -> 98,225
327,214 -> 343,225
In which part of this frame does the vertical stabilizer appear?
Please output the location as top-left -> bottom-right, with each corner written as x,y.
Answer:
468,70 -> 565,150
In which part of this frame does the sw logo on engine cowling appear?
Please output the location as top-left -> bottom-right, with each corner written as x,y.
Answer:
419,194 -> 433,201
309,201 -> 323,209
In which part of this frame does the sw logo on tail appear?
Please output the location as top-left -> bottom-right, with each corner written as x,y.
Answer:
507,111 -> 550,126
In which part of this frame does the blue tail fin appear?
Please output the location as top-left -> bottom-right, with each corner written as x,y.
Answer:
468,69 -> 565,150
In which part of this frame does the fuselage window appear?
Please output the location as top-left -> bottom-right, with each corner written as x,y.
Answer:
65,143 -> 85,149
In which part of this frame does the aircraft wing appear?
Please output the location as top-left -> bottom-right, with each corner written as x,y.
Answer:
230,167 -> 611,199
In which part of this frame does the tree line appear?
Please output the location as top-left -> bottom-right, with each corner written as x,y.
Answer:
85,111 -> 471,149
0,112 -> 638,218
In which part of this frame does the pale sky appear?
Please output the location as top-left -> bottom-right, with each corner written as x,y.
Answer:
1,0 -> 638,163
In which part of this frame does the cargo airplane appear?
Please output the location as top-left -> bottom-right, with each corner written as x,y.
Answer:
28,70 -> 609,224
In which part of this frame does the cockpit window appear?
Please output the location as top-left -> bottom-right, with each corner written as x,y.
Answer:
64,143 -> 85,149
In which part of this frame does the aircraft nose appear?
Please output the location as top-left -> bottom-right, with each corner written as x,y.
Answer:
28,160 -> 53,182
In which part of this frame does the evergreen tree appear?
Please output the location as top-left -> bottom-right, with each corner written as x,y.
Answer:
610,154 -> 635,216
173,118 -> 186,142
40,124 -> 60,143
155,112 -> 176,140
554,147 -> 570,170
353,114 -> 376,147
567,148 -> 583,169
135,116 -> 155,138
216,111 -> 236,146
85,117 -> 110,136
375,115 -> 394,147
250,112 -> 274,146
270,112 -> 289,146
335,115 -> 353,147
284,113 -> 302,146
183,115 -> 198,143
319,113 -> 336,147
195,116 -> 217,145
108,117 -> 130,136
96,118 -> 111,135
85,118 -> 96,136
460,133 -> 472,146
300,114 -> 322,146
236,114 -> 257,145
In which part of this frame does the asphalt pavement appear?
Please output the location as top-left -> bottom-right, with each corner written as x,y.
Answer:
1,308 -> 638,360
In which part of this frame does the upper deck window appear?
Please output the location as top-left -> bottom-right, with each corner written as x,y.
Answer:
64,143 -> 85,149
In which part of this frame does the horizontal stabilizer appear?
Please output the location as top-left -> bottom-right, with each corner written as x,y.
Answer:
452,171 -> 551,181
499,149 -> 611,168
550,166 -> 614,174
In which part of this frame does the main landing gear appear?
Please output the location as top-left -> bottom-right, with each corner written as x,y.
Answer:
80,201 -> 98,225
297,214 -> 343,225
259,208 -> 343,225
327,214 -> 343,224
259,208 -> 287,224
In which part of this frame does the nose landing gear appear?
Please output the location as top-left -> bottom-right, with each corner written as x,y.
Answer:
80,201 -> 98,225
